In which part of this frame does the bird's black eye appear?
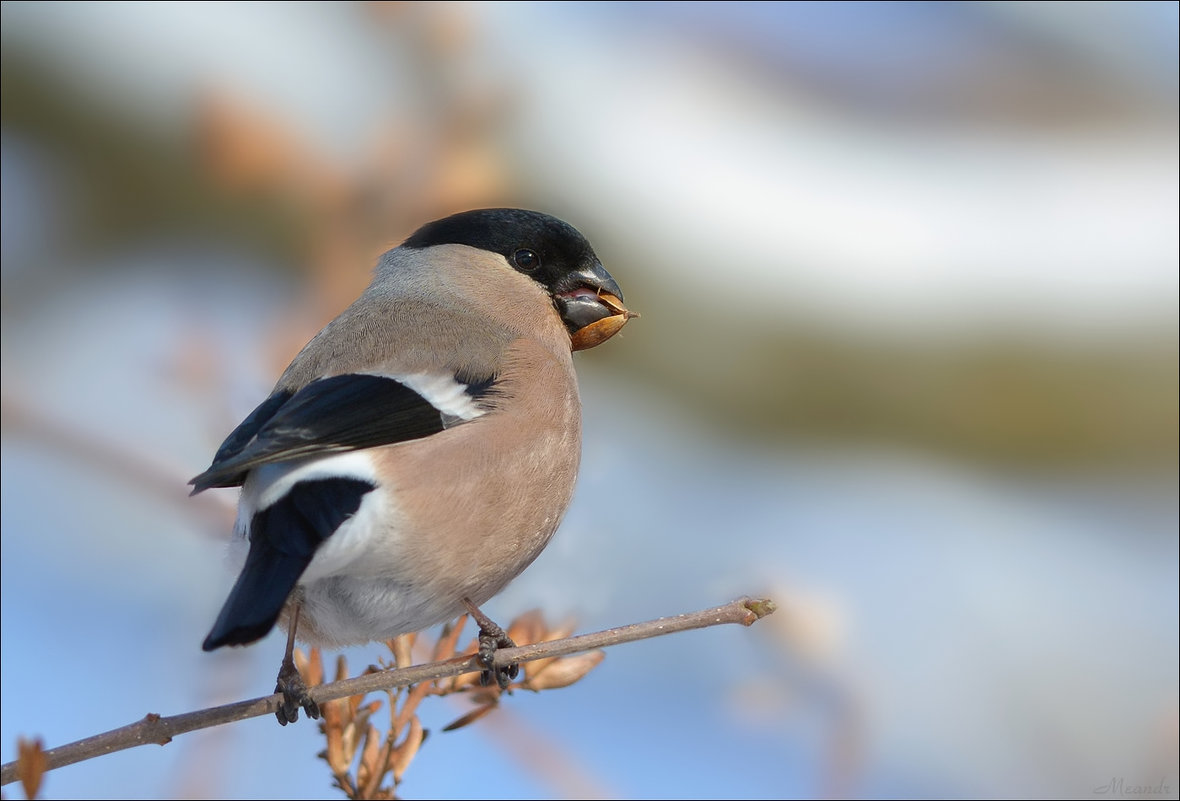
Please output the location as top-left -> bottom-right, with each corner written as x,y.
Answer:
513,248 -> 540,271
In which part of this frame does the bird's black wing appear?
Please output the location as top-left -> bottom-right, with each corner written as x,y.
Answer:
190,372 -> 492,493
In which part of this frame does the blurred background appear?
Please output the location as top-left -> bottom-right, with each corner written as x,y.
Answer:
2,2 -> 1177,798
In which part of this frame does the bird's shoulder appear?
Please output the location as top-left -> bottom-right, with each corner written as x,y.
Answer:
277,293 -> 517,391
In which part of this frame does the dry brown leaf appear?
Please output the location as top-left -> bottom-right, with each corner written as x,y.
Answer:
441,702 -> 498,732
391,634 -> 414,669
395,681 -> 433,735
391,716 -> 425,783
519,616 -> 578,680
16,737 -> 46,800
340,720 -> 361,769
341,700 -> 381,768
433,614 -> 469,662
523,655 -> 555,680
540,617 -> 579,643
448,638 -> 484,692
356,724 -> 383,798
506,609 -> 546,646
322,699 -> 350,774
525,650 -> 605,691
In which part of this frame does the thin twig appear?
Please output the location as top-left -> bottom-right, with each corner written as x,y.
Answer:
0,597 -> 775,786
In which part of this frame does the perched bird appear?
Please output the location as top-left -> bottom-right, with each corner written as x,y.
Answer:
191,208 -> 635,723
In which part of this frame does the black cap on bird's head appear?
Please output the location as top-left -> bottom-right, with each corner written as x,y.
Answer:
403,208 -> 636,350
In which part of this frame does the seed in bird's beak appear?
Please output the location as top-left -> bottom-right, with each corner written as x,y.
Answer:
570,293 -> 637,351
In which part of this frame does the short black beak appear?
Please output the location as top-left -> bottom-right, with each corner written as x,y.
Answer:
554,262 -> 625,333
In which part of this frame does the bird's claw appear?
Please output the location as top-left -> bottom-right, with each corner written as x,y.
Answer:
275,656 -> 320,725
476,620 -> 520,690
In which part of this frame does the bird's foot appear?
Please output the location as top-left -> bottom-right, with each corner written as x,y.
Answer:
476,620 -> 520,690
275,654 -> 320,725
463,599 -> 520,690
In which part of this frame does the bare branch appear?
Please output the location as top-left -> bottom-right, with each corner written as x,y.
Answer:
0,597 -> 775,787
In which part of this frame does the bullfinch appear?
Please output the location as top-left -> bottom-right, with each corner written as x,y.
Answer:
191,208 -> 634,723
